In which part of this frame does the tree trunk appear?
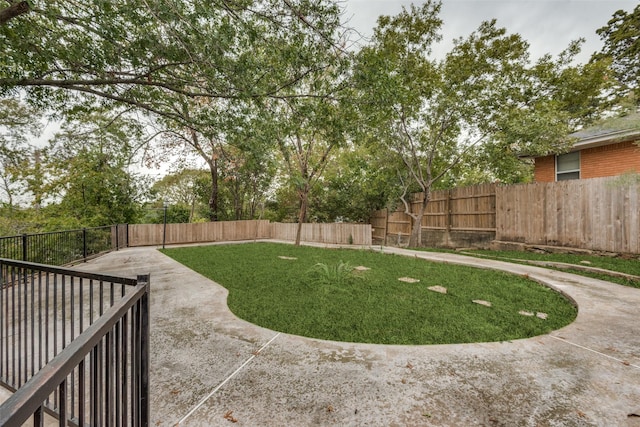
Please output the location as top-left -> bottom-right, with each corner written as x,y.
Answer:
408,192 -> 429,247
234,178 -> 242,220
208,157 -> 218,221
295,186 -> 309,246
189,197 -> 195,223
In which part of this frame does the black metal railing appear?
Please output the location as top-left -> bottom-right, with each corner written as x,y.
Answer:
0,258 -> 149,427
0,224 -> 129,266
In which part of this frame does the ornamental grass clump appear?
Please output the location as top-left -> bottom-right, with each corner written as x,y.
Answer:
308,260 -> 358,287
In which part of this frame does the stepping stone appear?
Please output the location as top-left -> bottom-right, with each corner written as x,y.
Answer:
472,300 -> 492,307
278,256 -> 297,260
398,277 -> 420,283
519,310 -> 534,317
354,266 -> 371,271
536,312 -> 548,320
428,285 -> 447,294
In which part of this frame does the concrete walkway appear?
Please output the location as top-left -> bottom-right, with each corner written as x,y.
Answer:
75,242 -> 640,427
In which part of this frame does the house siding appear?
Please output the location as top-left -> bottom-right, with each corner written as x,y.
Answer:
581,140 -> 640,179
533,140 -> 640,182
534,155 -> 556,182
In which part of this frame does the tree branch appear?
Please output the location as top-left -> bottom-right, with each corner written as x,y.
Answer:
0,1 -> 29,25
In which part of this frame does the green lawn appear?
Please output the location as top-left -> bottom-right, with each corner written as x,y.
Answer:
453,249 -> 640,289
161,243 -> 577,345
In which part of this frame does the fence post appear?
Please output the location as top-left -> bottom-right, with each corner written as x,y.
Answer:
82,228 -> 88,262
384,208 -> 389,246
115,224 -> 119,251
446,189 -> 452,232
126,223 -> 130,248
22,233 -> 27,261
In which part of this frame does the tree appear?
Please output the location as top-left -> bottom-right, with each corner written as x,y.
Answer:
593,4 -> 640,107
151,97 -> 278,221
0,2 -> 30,25
151,169 -> 210,223
307,143 -> 404,222
0,98 -> 41,207
1,0 -> 351,131
43,111 -> 148,226
354,1 -> 604,247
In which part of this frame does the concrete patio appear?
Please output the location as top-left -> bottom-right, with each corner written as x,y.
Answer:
74,242 -> 640,426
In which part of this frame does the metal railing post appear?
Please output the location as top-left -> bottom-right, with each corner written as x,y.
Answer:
22,233 -> 27,262
137,274 -> 150,427
82,228 -> 88,262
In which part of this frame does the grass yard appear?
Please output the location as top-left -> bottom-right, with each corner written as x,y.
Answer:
452,249 -> 640,289
161,243 -> 577,345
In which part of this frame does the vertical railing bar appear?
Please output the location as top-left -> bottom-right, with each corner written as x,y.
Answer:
44,272 -> 50,408
131,302 -> 138,426
79,277 -> 84,333
98,337 -> 103,427
53,274 -> 57,356
71,276 -> 75,341
100,280 -> 104,316
59,379 -> 67,427
22,233 -> 27,262
106,329 -> 113,427
110,281 -> 115,307
140,279 -> 150,427
121,310 -> 128,427
114,320 -> 120,427
0,263 -> 3,382
119,281 -> 126,426
30,270 -> 35,379
61,274 -> 66,355
83,228 -> 87,262
34,405 -> 43,427
90,279 -> 94,325
0,262 -> 4,382
89,279 -> 94,426
11,265 -> 16,388
23,265 -> 28,386
91,345 -> 97,427
38,271 -> 43,372
52,273 -> 58,410
16,266 -> 22,388
79,358 -> 86,427
70,276 -> 75,421
2,262 -> 7,382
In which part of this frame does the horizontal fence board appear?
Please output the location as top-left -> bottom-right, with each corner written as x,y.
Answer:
128,220 -> 371,247
370,177 -> 639,253
371,183 -> 497,240
496,176 -> 640,253
270,222 -> 372,245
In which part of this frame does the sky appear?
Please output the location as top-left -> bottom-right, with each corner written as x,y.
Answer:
342,0 -> 637,63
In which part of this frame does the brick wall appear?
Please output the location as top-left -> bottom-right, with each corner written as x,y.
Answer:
533,140 -> 640,182
533,155 -> 556,182
581,140 -> 640,179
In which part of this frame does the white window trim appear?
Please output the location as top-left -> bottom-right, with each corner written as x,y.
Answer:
555,151 -> 581,181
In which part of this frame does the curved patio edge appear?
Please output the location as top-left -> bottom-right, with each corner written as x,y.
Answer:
76,242 -> 640,426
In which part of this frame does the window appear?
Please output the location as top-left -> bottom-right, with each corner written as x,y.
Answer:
556,151 -> 580,181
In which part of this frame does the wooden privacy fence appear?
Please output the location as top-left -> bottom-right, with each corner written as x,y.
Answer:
371,177 -> 640,254
371,183 -> 496,244
271,222 -> 371,245
128,220 -> 372,246
496,176 -> 640,254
